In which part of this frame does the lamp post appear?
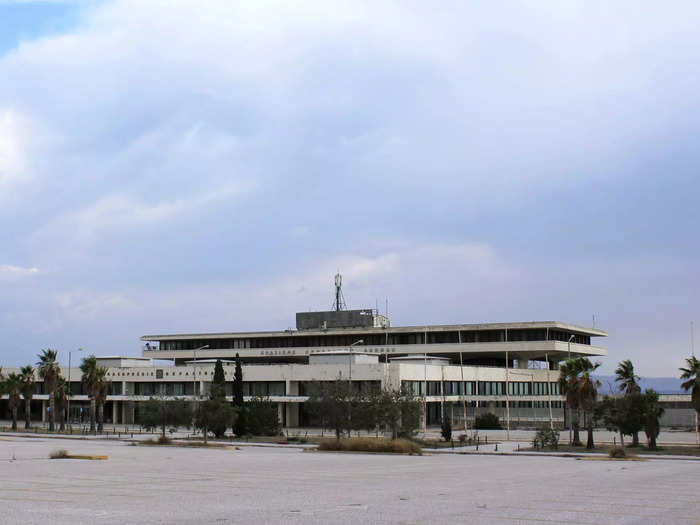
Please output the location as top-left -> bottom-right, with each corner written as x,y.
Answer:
191,345 -> 210,399
67,348 -> 83,433
567,335 -> 575,445
347,340 -> 364,436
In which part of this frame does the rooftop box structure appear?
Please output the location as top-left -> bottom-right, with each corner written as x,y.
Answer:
95,356 -> 152,368
296,309 -> 379,330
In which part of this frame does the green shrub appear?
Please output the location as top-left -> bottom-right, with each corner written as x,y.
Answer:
534,426 -> 559,450
49,449 -> 69,459
246,397 -> 281,436
474,413 -> 501,429
318,437 -> 421,454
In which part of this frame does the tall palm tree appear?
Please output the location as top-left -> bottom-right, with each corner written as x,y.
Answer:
80,355 -> 100,432
4,373 -> 23,430
37,349 -> 61,431
20,365 -> 36,429
54,376 -> 68,432
679,356 -> 700,447
578,359 -> 601,449
643,388 -> 664,450
559,359 -> 583,446
95,367 -> 109,432
615,359 -> 641,446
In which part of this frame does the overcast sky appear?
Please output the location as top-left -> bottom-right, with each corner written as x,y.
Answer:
1,1 -> 698,375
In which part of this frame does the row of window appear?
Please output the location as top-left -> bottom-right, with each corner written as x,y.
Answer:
402,381 -> 562,397
133,381 -> 286,397
298,381 -> 381,396
156,329 -> 592,351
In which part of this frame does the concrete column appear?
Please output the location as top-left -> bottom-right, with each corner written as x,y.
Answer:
112,402 -> 118,424
285,403 -> 299,428
518,357 -> 529,369
41,400 -> 47,422
124,402 -> 135,425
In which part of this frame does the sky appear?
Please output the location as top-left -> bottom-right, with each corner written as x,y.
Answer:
0,1 -> 698,375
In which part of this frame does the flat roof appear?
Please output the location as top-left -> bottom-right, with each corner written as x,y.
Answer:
96,356 -> 151,360
142,321 -> 607,341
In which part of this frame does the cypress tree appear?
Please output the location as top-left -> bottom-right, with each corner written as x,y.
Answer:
211,359 -> 226,400
232,353 -> 247,436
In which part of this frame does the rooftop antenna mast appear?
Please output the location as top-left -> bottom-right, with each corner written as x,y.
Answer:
333,273 -> 347,311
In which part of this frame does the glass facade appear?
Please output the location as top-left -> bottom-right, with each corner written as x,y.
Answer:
155,327 -> 592,351
401,380 -> 562,397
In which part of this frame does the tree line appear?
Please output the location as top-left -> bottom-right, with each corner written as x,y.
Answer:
0,350 -> 109,433
304,380 -> 423,439
138,354 -> 281,442
558,355 -> 700,450
1,351 -> 699,447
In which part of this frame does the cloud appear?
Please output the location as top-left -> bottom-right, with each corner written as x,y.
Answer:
0,109 -> 33,196
0,264 -> 39,276
0,0 -> 698,377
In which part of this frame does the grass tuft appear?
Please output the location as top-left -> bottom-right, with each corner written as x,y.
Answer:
49,449 -> 69,459
318,437 -> 422,455
608,446 -> 630,458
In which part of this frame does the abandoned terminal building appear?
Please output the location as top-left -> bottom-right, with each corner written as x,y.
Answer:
2,281 -> 618,429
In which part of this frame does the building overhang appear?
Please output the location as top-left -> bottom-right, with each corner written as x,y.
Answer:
141,321 -> 607,341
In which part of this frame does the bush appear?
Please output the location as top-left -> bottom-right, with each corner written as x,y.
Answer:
608,446 -> 626,458
441,416 -> 452,442
474,413 -> 501,430
458,434 -> 468,445
534,426 -> 559,450
49,449 -> 69,459
246,397 -> 281,436
157,435 -> 172,445
318,437 -> 421,455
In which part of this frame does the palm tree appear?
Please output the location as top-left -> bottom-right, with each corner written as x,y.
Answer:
643,388 -> 664,450
54,376 -> 68,432
615,359 -> 641,395
37,349 -> 61,431
679,356 -> 700,447
559,359 -> 583,446
578,359 -> 601,449
95,367 -> 109,432
615,359 -> 641,446
20,365 -> 36,429
4,373 -> 23,430
80,355 -> 102,432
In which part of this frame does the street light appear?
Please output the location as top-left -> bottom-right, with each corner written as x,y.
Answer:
67,348 -> 83,433
567,334 -> 575,360
192,345 -> 210,399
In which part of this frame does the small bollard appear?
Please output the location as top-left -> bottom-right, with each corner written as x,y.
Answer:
495,443 -> 498,452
